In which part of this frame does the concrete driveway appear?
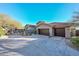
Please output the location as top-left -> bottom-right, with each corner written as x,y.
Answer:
0,35 -> 79,56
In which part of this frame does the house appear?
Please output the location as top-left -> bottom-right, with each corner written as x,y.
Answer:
8,28 -> 25,35
36,22 -> 75,38
24,24 -> 36,35
13,29 -> 25,35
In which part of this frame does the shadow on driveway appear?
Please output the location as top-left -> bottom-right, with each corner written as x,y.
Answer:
0,36 -> 79,56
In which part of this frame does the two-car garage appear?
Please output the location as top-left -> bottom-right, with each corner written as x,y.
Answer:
37,22 -> 72,38
38,28 -> 65,37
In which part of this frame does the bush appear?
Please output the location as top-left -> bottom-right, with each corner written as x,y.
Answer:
71,36 -> 79,47
0,27 -> 5,36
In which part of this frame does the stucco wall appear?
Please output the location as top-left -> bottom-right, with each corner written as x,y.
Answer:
37,24 -> 51,29
37,24 -> 53,36
65,27 -> 71,38
37,24 -> 72,38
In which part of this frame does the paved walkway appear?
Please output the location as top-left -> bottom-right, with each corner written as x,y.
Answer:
0,35 -> 79,56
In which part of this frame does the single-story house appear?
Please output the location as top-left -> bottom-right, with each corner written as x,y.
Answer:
36,22 -> 76,38
8,28 -> 25,35
13,29 -> 25,35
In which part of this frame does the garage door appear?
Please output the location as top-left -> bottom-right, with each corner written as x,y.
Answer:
54,28 -> 65,37
76,30 -> 79,36
38,29 -> 49,36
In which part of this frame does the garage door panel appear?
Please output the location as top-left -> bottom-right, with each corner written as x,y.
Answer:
54,28 -> 65,37
38,29 -> 49,36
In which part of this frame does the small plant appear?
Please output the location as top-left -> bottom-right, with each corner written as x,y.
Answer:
0,27 -> 5,36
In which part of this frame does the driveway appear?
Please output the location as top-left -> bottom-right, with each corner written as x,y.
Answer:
0,35 -> 79,56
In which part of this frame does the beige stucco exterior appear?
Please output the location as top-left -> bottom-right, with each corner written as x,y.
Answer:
36,24 -> 53,36
65,27 -> 71,38
36,22 -> 73,38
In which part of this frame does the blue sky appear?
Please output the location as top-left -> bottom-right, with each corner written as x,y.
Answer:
0,3 -> 79,26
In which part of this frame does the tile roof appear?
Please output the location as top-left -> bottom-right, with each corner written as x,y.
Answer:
49,22 -> 72,27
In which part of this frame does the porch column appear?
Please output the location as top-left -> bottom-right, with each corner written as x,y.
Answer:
65,27 -> 71,38
36,28 -> 39,34
49,27 -> 53,36
52,28 -> 54,36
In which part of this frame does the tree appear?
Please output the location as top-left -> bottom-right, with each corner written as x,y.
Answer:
36,21 -> 45,25
0,14 -> 23,34
70,11 -> 79,23
68,11 -> 79,27
68,11 -> 79,36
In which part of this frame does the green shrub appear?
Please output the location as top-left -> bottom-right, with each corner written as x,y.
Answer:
0,27 -> 5,36
71,37 -> 79,47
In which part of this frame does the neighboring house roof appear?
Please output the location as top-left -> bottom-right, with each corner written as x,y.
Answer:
50,22 -> 72,27
25,24 -> 36,27
14,29 -> 25,32
37,22 -> 51,27
28,25 -> 36,27
13,29 -> 24,35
